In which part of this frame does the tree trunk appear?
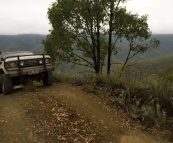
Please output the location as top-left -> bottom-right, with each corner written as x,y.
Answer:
119,43 -> 132,78
96,17 -> 101,74
95,65 -> 100,74
107,2 -> 114,75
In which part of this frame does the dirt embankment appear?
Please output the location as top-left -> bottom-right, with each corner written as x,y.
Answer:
0,83 -> 170,143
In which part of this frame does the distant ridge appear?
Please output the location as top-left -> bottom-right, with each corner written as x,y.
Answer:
130,52 -> 173,75
0,34 -> 46,53
114,34 -> 173,62
0,34 -> 173,60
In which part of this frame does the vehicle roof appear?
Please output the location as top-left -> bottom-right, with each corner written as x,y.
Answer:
1,51 -> 33,55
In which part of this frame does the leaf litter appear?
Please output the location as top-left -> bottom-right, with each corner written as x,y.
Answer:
24,93 -> 109,143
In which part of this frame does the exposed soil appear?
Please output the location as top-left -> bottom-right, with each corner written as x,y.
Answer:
0,82 -> 171,143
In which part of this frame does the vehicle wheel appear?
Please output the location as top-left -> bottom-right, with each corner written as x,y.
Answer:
1,74 -> 13,95
42,71 -> 53,86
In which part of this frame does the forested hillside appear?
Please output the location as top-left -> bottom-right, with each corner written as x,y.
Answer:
0,34 -> 173,61
114,34 -> 173,62
0,34 -> 46,53
129,53 -> 173,75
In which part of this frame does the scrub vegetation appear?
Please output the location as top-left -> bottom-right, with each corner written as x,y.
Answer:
52,67 -> 173,141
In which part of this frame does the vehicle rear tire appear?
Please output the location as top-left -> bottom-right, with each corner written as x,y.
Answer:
1,74 -> 13,95
42,71 -> 53,86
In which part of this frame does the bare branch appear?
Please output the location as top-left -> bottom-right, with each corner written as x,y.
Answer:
72,52 -> 94,67
76,37 -> 94,60
115,0 -> 121,10
71,61 -> 94,68
128,51 -> 140,60
111,36 -> 119,52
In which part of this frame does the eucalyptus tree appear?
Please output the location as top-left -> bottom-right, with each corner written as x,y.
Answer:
44,0 -> 105,73
43,0 -> 159,74
44,0 -> 126,74
113,9 -> 160,76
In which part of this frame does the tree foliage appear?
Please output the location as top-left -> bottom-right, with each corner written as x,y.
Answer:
43,0 -> 160,74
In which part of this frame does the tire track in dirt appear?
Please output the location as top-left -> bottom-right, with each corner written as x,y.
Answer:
0,83 -> 170,143
0,89 -> 44,143
36,83 -> 166,143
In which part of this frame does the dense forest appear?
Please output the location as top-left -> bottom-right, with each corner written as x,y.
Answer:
116,34 -> 173,61
0,34 -> 173,61
0,34 -> 46,53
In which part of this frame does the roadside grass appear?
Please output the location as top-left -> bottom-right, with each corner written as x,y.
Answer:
53,71 -> 72,83
52,70 -> 173,141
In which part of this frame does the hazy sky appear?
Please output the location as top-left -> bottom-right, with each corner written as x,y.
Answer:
0,0 -> 173,35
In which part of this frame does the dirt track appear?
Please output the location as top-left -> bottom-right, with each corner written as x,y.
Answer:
0,83 -> 170,143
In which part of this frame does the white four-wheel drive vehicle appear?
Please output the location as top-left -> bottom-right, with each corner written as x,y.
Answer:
0,51 -> 54,95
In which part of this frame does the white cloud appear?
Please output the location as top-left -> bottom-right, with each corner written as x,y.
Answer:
125,0 -> 173,34
0,0 -> 173,35
0,0 -> 55,35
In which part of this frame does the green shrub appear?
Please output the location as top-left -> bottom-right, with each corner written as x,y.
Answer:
53,71 -> 72,83
52,70 -> 173,127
